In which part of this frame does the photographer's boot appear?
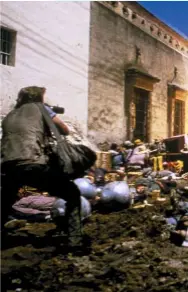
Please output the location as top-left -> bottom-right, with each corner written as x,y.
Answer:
66,206 -> 89,255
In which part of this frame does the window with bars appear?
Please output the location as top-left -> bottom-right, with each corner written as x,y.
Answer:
0,27 -> 16,66
174,99 -> 185,136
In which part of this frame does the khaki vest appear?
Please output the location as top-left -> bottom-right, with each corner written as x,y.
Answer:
1,103 -> 48,165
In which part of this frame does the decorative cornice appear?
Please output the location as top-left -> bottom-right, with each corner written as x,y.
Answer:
127,67 -> 160,83
168,83 -> 188,92
100,2 -> 188,58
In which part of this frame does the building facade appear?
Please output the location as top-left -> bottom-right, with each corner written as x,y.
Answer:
88,1 -> 188,144
1,1 -> 188,143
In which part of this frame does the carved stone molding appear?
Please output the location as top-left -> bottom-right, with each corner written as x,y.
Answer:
132,12 -> 137,19
122,6 -> 129,17
158,29 -> 162,37
126,67 -> 160,92
150,25 -> 154,33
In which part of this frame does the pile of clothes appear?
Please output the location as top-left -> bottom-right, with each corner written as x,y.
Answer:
9,194 -> 91,223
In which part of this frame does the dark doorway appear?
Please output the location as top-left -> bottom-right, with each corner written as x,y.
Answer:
174,99 -> 184,136
134,88 -> 149,141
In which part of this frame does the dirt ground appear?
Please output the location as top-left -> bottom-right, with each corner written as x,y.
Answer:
1,200 -> 188,292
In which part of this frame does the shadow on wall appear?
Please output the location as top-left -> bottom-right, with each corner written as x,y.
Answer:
89,62 -> 124,87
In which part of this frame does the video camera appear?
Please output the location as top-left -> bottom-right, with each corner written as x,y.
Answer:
44,104 -> 65,114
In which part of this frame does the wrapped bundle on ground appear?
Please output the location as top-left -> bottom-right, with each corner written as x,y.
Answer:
150,170 -> 175,178
101,181 -> 131,205
74,178 -> 98,199
51,196 -> 91,221
80,196 -> 92,220
51,198 -> 66,218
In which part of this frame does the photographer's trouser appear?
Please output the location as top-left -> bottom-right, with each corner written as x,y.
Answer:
1,163 -> 83,247
62,181 -> 82,247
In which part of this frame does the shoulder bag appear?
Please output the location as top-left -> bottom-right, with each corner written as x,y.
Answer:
36,103 -> 97,179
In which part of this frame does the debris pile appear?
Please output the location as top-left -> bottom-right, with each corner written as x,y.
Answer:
1,202 -> 188,292
1,135 -> 188,291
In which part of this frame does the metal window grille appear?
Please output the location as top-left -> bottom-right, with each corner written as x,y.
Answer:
0,27 -> 13,65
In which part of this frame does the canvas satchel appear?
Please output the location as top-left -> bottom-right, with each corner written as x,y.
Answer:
36,103 -> 97,178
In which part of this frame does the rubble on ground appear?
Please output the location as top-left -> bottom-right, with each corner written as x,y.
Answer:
1,137 -> 188,291
2,197 -> 188,292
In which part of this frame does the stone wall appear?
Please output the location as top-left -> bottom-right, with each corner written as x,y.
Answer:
1,1 -> 90,134
88,1 -> 188,144
113,1 -> 188,52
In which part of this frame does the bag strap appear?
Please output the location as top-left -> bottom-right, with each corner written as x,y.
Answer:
36,102 -> 63,142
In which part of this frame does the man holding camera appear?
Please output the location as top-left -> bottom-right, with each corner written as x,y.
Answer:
1,86 -> 84,254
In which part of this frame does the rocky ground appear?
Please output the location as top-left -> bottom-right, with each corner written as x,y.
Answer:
1,200 -> 188,292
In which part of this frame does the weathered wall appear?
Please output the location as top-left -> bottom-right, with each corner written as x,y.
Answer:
1,1 -> 90,133
88,2 -> 188,144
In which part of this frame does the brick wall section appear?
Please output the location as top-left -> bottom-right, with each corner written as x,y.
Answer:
88,2 -> 188,144
0,1 -> 90,134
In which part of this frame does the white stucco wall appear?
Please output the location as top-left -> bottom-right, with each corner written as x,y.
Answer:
0,1 -> 90,133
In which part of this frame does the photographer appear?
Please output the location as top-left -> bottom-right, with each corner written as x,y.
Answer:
1,86 -> 84,254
